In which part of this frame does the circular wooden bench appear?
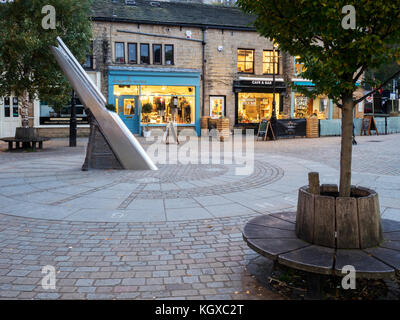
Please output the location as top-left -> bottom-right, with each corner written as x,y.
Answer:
1,137 -> 51,151
243,211 -> 400,279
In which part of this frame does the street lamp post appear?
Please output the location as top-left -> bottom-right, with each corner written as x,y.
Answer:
271,44 -> 277,124
69,90 -> 77,147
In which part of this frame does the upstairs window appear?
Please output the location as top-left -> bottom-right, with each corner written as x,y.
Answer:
165,45 -> 174,65
83,41 -> 94,69
115,42 -> 125,64
140,44 -> 150,64
295,56 -> 306,75
153,44 -> 162,64
237,49 -> 254,73
128,43 -> 137,64
263,50 -> 279,74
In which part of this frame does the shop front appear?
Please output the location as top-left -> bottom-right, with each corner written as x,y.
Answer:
291,80 -> 332,120
108,67 -> 201,136
233,78 -> 286,128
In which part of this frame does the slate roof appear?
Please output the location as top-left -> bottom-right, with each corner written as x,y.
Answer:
91,0 -> 256,30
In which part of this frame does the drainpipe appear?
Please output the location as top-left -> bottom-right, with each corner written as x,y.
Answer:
202,28 -> 206,117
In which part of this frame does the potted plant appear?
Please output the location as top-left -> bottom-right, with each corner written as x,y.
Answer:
141,103 -> 153,123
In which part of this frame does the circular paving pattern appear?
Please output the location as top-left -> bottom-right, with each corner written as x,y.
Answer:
0,153 -> 285,222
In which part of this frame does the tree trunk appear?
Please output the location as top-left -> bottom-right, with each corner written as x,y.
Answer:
339,96 -> 355,197
20,91 -> 30,128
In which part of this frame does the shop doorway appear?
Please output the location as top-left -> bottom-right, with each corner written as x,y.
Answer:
118,95 -> 139,134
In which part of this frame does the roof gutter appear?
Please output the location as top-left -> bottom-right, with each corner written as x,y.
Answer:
92,17 -> 256,32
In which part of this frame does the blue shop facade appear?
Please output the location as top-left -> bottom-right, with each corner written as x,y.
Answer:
108,66 -> 201,136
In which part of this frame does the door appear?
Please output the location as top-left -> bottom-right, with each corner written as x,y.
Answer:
118,95 -> 139,134
0,96 -> 21,138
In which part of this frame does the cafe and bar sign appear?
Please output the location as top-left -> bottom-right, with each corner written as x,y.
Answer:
233,79 -> 286,93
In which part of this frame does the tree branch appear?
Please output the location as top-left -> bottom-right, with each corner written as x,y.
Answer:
354,69 -> 400,105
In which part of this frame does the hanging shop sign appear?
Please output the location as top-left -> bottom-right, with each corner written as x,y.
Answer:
233,80 -> 286,93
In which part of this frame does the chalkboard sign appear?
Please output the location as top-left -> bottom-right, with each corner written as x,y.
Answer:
257,119 -> 275,141
360,116 -> 379,136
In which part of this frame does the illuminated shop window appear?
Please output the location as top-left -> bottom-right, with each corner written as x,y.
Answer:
113,85 -> 195,125
237,92 -> 280,123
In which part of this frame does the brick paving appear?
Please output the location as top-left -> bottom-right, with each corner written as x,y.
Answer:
0,134 -> 399,299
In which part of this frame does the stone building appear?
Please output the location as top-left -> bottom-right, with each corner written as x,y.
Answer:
5,0 -> 361,138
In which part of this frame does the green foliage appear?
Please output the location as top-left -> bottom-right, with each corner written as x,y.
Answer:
0,0 -> 93,106
237,0 -> 400,102
142,103 -> 153,114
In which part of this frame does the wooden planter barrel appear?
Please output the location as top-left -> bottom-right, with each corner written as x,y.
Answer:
296,185 -> 383,249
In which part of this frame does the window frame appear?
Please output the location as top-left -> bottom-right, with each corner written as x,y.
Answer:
164,44 -> 174,65
115,42 -> 125,64
262,50 -> 280,75
140,43 -> 150,64
237,48 -> 255,74
127,42 -> 138,64
83,41 -> 94,70
152,44 -> 162,65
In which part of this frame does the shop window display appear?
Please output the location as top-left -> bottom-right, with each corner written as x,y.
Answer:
238,92 -> 280,123
113,85 -> 195,125
294,94 -> 328,119
210,96 -> 224,119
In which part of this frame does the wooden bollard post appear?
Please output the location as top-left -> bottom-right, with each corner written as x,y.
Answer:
308,172 -> 320,195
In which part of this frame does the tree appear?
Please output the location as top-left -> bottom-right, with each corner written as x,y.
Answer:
0,0 -> 92,128
237,0 -> 400,196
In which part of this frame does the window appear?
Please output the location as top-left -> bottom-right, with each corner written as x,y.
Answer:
4,97 -> 10,117
153,44 -> 162,64
210,96 -> 225,119
319,99 -> 327,113
295,56 -> 306,75
263,50 -> 279,74
139,86 -> 195,124
237,92 -> 280,123
115,42 -> 125,64
83,41 -> 93,69
237,49 -> 254,73
165,45 -> 174,65
39,99 -> 88,125
128,43 -> 137,64
140,44 -> 150,64
124,98 -> 135,115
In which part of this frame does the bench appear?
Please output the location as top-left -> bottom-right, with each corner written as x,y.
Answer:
1,137 -> 51,151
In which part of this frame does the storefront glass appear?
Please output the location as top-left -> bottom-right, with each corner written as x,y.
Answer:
113,85 -> 195,125
237,92 -> 280,123
39,99 -> 88,125
294,93 -> 328,119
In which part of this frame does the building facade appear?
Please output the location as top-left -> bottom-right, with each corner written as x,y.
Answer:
1,0 -> 365,138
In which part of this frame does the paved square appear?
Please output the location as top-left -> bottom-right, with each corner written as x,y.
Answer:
0,134 -> 399,299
